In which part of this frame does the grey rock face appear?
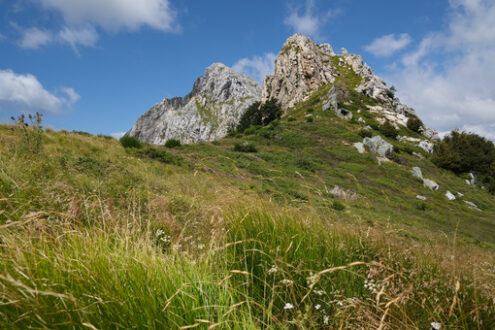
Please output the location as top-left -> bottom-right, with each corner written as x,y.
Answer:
353,142 -> 365,154
363,136 -> 394,157
261,34 -> 336,110
412,167 -> 423,180
128,63 -> 261,144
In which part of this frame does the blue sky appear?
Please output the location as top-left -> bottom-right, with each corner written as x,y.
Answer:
1,0 -> 494,140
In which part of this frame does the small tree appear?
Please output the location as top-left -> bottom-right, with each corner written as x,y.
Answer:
237,98 -> 281,132
407,116 -> 423,133
379,121 -> 398,139
165,138 -> 181,148
120,136 -> 143,149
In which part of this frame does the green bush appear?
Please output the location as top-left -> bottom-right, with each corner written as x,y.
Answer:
287,116 -> 296,122
332,200 -> 345,211
358,129 -> 372,138
379,121 -> 398,139
120,136 -> 143,149
306,117 -> 313,123
233,142 -> 257,153
432,130 -> 495,193
133,146 -> 183,165
407,116 -> 423,133
237,98 -> 281,132
165,138 -> 181,148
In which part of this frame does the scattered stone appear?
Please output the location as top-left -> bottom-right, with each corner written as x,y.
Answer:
353,142 -> 365,154
457,192 -> 464,197
423,179 -> 440,191
358,117 -> 365,123
330,185 -> 358,201
376,156 -> 390,165
363,136 -> 394,157
416,195 -> 427,201
445,191 -> 456,201
418,140 -> 434,154
466,173 -> 476,185
464,201 -> 479,209
411,167 -> 423,180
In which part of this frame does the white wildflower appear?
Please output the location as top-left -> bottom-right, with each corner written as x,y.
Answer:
268,265 -> 278,274
336,301 -> 343,307
431,322 -> 441,330
315,304 -> 321,310
283,303 -> 294,310
197,243 -> 205,250
281,279 -> 294,286
314,289 -> 325,296
323,315 -> 329,325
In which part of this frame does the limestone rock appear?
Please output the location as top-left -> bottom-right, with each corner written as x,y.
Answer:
464,201 -> 479,209
423,179 -> 440,191
261,34 -> 336,110
128,63 -> 261,144
412,167 -> 423,180
446,191 -> 456,201
330,185 -> 358,201
416,195 -> 427,201
363,136 -> 393,157
419,140 -> 434,154
353,142 -> 365,154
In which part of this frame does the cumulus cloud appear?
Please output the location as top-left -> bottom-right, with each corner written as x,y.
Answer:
284,0 -> 338,38
38,0 -> 179,32
364,33 -> 411,57
20,27 -> 53,49
58,26 -> 99,52
232,53 -> 277,83
385,0 -> 495,141
0,69 -> 79,114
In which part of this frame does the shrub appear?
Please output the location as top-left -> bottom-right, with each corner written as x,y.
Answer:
432,130 -> 495,193
369,123 -> 380,131
287,116 -> 296,122
379,121 -> 398,139
407,116 -> 423,133
416,202 -> 427,211
237,98 -> 282,132
386,149 -> 402,164
120,136 -> 143,149
133,146 -> 183,165
165,138 -> 181,148
233,142 -> 257,153
306,117 -> 313,123
358,129 -> 372,138
332,200 -> 345,211
306,108 -> 314,114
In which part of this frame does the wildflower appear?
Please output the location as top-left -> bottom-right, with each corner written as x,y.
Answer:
336,301 -> 343,307
323,315 -> 329,325
281,279 -> 294,286
283,303 -> 294,310
431,322 -> 441,330
314,289 -> 325,296
197,243 -> 205,250
306,274 -> 317,286
268,265 -> 278,274
315,304 -> 321,310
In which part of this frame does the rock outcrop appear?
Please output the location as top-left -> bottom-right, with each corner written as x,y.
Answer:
128,63 -> 261,144
262,34 -> 439,140
261,34 -> 336,110
363,136 -> 394,157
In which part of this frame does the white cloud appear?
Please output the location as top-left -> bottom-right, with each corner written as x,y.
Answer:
284,0 -> 337,38
364,33 -> 411,57
20,27 -> 53,49
38,0 -> 179,32
110,132 -> 126,139
0,69 -> 79,114
58,26 -> 99,52
232,53 -> 277,84
385,0 -> 495,141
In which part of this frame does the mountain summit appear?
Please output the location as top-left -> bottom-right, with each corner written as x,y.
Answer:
128,63 -> 261,144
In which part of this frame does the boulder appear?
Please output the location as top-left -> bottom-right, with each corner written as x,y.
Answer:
353,142 -> 365,154
464,201 -> 479,209
330,185 -> 358,201
445,191 -> 456,201
416,195 -> 427,200
363,136 -> 394,157
423,179 -> 439,191
411,167 -> 423,180
418,140 -> 434,154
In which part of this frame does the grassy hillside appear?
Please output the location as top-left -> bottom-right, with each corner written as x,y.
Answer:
1,73 -> 495,327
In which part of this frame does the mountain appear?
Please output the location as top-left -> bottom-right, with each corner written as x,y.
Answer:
128,63 -> 261,144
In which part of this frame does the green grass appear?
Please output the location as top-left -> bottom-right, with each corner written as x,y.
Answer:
1,94 -> 495,329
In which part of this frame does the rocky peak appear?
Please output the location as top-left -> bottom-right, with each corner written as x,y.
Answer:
128,63 -> 261,144
261,33 -> 336,109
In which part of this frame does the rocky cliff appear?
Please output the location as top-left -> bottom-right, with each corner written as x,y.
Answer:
128,63 -> 261,144
262,34 -> 438,140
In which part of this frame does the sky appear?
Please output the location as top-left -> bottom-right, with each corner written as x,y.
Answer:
0,0 -> 494,140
